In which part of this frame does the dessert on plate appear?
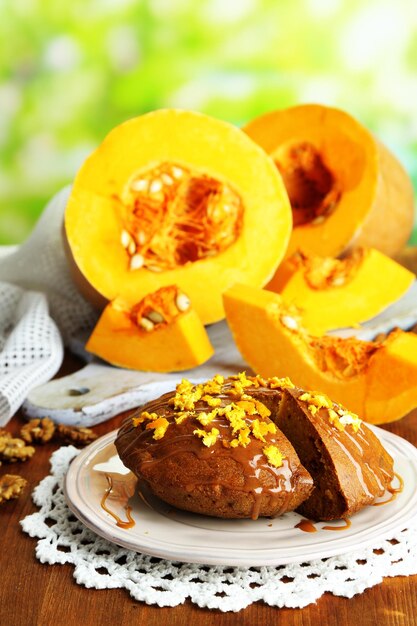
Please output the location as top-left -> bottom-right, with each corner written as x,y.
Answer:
115,373 -> 394,521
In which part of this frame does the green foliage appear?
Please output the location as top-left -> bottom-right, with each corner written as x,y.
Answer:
0,0 -> 416,243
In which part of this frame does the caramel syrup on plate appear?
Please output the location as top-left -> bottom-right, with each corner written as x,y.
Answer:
295,519 -> 317,533
322,518 -> 351,531
100,475 -> 136,529
295,518 -> 351,532
372,472 -> 404,507
295,471 -> 404,533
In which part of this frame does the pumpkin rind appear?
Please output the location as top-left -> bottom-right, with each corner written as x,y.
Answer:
244,104 -> 414,259
65,109 -> 292,324
223,283 -> 417,424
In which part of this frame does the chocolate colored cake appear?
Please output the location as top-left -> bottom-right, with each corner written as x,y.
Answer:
115,375 -> 313,519
115,373 -> 394,521
275,387 -> 394,520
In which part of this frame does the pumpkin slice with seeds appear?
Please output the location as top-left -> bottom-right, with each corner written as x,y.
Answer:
65,109 -> 292,324
267,247 -> 415,334
223,283 -> 417,423
86,285 -> 214,372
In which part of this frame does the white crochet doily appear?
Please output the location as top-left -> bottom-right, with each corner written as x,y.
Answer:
21,447 -> 417,612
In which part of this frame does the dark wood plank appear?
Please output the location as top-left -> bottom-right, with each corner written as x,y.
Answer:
1,354 -> 416,626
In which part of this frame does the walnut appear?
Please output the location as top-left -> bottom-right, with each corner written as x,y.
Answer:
56,425 -> 97,447
0,474 -> 28,504
0,438 -> 35,462
0,430 -> 12,455
21,417 -> 56,444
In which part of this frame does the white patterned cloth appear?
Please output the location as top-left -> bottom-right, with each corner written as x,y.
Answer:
21,446 -> 417,613
0,188 -> 97,425
0,284 -> 63,424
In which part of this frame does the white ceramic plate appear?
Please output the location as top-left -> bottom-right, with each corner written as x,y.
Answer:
64,427 -> 417,567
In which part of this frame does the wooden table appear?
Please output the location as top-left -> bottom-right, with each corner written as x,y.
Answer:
1,353 -> 417,626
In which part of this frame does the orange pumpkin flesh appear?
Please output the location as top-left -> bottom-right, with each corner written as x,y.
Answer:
223,283 -> 417,424
244,104 -> 414,259
267,247 -> 415,334
86,286 -> 214,372
65,109 -> 292,324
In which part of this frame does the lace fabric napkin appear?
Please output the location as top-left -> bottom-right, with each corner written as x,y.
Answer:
21,446 -> 417,613
0,284 -> 63,425
0,187 -> 97,425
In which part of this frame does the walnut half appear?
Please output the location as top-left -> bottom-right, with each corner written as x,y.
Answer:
21,418 -> 56,444
0,474 -> 28,504
56,425 -> 97,447
0,430 -> 13,462
0,438 -> 35,463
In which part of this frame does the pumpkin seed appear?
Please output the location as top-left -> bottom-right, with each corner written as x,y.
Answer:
161,173 -> 174,185
146,265 -> 163,272
137,230 -> 147,245
330,276 -> 345,287
131,178 -> 148,192
280,315 -> 298,330
147,310 -> 165,324
176,293 -> 190,312
171,166 -> 184,179
130,254 -> 144,270
139,317 -> 154,332
120,229 -> 131,248
149,179 -> 163,194
128,240 -> 137,255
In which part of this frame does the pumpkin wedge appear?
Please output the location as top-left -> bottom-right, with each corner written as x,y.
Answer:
244,104 -> 414,259
267,247 -> 415,334
65,109 -> 292,324
86,286 -> 214,372
223,283 -> 417,423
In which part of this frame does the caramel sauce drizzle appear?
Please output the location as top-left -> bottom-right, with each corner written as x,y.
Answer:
116,380 -> 395,525
295,519 -> 317,533
322,518 -> 351,531
294,518 -> 352,532
318,418 -> 391,499
117,385 -> 308,521
138,436 -> 296,521
389,472 -> 404,493
100,475 -> 136,529
292,387 -> 395,506
295,473 -> 403,531
372,472 -> 404,507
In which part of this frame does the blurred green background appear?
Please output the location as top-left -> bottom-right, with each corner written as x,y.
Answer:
1,0 -> 416,244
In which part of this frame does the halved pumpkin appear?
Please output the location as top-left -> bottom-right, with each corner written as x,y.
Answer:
244,104 -> 414,259
395,246 -> 417,276
65,109 -> 292,324
267,247 -> 415,334
86,286 -> 214,372
223,283 -> 417,423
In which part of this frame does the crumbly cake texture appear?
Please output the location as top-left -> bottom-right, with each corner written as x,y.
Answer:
115,373 -> 394,521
